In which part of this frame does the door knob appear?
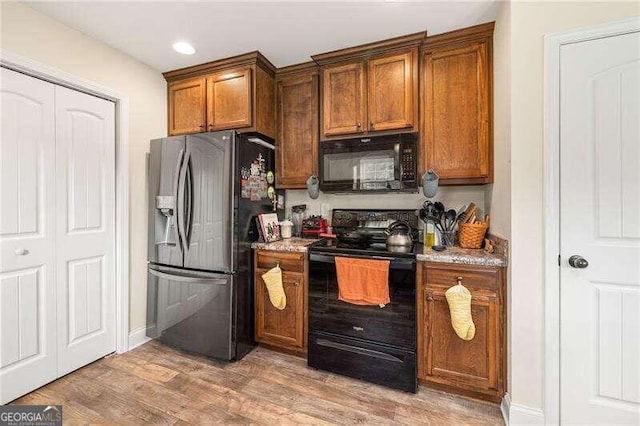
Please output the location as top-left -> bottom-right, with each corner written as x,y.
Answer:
568,255 -> 589,269
15,248 -> 29,256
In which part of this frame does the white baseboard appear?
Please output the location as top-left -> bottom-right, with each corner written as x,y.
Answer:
501,393 -> 511,424
128,326 -> 151,351
508,402 -> 545,425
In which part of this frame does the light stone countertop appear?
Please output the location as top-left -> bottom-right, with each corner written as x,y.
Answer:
252,236 -> 508,267
251,238 -> 319,253
416,234 -> 508,267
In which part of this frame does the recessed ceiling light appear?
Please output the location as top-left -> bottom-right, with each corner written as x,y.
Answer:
172,42 -> 195,55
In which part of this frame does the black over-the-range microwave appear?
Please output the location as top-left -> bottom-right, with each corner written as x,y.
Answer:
319,133 -> 419,193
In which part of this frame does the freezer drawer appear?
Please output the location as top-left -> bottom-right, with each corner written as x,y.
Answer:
146,264 -> 235,360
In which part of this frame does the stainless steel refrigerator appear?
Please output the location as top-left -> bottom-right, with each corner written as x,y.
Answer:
146,130 -> 276,361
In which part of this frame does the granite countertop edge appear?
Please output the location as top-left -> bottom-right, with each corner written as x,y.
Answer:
251,238 -> 319,253
252,236 -> 508,267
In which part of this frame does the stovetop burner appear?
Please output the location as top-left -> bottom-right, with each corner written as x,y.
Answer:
311,238 -> 419,258
309,208 -> 422,259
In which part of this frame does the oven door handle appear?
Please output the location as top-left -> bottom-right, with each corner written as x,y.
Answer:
315,339 -> 404,363
309,253 -> 415,270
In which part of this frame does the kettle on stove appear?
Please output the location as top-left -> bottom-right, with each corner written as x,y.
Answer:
385,220 -> 414,247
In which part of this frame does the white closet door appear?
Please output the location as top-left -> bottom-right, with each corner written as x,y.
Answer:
560,31 -> 640,424
0,68 -> 57,404
55,86 -> 116,376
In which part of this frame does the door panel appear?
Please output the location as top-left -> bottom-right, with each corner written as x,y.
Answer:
367,51 -> 415,132
322,62 -> 365,137
146,266 -> 233,360
423,42 -> 490,182
207,69 -> 252,131
168,77 -> 206,135
276,72 -> 319,188
184,133 -> 233,272
55,85 -> 116,377
148,136 -> 185,267
0,68 -> 56,404
560,31 -> 640,424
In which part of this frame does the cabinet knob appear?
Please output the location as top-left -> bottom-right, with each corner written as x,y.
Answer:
356,122 -> 361,129
457,276 -> 463,285
426,292 -> 434,302
199,125 -> 205,129
369,121 -> 374,129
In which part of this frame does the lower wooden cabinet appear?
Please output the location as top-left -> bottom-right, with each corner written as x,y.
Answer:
254,250 -> 308,354
417,261 -> 506,402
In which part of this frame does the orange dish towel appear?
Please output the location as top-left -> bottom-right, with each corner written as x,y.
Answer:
335,257 -> 391,306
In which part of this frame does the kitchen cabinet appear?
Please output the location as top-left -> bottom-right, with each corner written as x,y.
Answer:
168,77 -> 206,135
312,32 -> 425,140
321,62 -> 365,136
417,261 -> 506,403
275,62 -> 319,189
206,68 -> 251,131
421,22 -> 494,184
254,250 -> 308,354
164,52 -> 276,138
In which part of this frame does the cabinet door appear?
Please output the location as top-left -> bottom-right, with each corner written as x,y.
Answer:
367,51 -> 416,132
422,286 -> 499,392
276,73 -> 318,188
207,68 -> 252,131
168,77 -> 206,135
423,41 -> 491,183
255,270 -> 305,349
321,62 -> 365,137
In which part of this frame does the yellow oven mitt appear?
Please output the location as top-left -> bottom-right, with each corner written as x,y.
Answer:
445,282 -> 476,341
261,265 -> 286,310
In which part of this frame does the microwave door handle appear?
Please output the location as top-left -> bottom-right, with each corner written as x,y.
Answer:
394,143 -> 401,181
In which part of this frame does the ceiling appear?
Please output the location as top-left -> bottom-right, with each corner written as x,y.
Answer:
26,1 -> 500,72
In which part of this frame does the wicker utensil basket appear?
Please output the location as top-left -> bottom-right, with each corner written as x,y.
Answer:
458,222 -> 488,249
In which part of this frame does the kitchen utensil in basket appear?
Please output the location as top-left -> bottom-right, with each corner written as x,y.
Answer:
458,222 -> 488,249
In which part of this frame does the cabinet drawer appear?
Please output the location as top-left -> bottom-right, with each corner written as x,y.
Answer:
424,262 -> 499,292
256,250 -> 305,273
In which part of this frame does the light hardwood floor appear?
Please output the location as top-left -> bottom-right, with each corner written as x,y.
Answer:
13,341 -> 504,425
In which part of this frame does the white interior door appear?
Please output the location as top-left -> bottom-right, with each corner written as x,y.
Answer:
55,86 -> 116,377
0,68 -> 57,404
560,31 -> 640,424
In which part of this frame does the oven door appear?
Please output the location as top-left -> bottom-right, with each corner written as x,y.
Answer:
319,134 -> 417,192
308,252 -> 416,349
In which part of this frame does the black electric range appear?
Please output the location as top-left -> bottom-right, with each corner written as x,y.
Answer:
307,209 -> 419,393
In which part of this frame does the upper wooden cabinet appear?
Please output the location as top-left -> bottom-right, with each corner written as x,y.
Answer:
417,261 -> 506,403
206,68 -> 251,131
168,77 -> 206,135
367,51 -> 416,132
164,52 -> 276,138
312,32 -> 425,140
421,23 -> 494,185
322,62 -> 365,136
275,62 -> 319,189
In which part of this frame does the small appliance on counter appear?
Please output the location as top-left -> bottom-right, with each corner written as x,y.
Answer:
302,215 -> 328,238
291,204 -> 307,237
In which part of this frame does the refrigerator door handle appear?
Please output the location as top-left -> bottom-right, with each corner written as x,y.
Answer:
172,148 -> 185,250
185,156 -> 193,246
177,150 -> 191,254
149,268 -> 228,285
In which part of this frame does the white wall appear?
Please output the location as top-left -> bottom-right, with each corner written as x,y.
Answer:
508,1 -> 639,422
0,2 -> 167,332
